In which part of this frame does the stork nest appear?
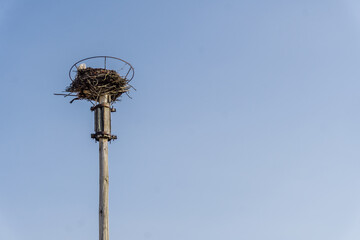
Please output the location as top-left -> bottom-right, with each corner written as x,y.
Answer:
66,67 -> 131,103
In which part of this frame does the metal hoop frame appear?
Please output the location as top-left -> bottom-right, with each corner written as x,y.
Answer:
68,56 -> 135,82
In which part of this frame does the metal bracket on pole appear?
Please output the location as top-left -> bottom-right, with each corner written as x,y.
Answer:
90,104 -> 116,112
90,99 -> 117,142
91,133 -> 117,141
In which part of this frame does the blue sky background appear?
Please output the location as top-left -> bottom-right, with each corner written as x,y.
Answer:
1,0 -> 360,239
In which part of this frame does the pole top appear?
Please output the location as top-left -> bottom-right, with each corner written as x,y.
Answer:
55,56 -> 135,104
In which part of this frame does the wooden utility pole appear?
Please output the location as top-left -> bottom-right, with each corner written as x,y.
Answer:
57,56 -> 134,240
98,94 -> 110,240
91,94 -> 117,240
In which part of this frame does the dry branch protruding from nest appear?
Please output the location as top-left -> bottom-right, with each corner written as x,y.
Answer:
65,67 -> 130,103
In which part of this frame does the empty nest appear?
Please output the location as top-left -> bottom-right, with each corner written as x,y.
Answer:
66,67 -> 131,103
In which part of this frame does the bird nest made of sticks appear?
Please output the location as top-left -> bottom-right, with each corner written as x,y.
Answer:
65,67 -> 131,103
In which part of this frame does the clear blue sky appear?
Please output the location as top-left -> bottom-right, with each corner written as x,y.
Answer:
1,0 -> 360,239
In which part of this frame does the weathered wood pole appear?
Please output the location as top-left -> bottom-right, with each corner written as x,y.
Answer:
99,94 -> 110,240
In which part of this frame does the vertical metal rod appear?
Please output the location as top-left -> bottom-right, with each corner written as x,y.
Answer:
99,94 -> 110,240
